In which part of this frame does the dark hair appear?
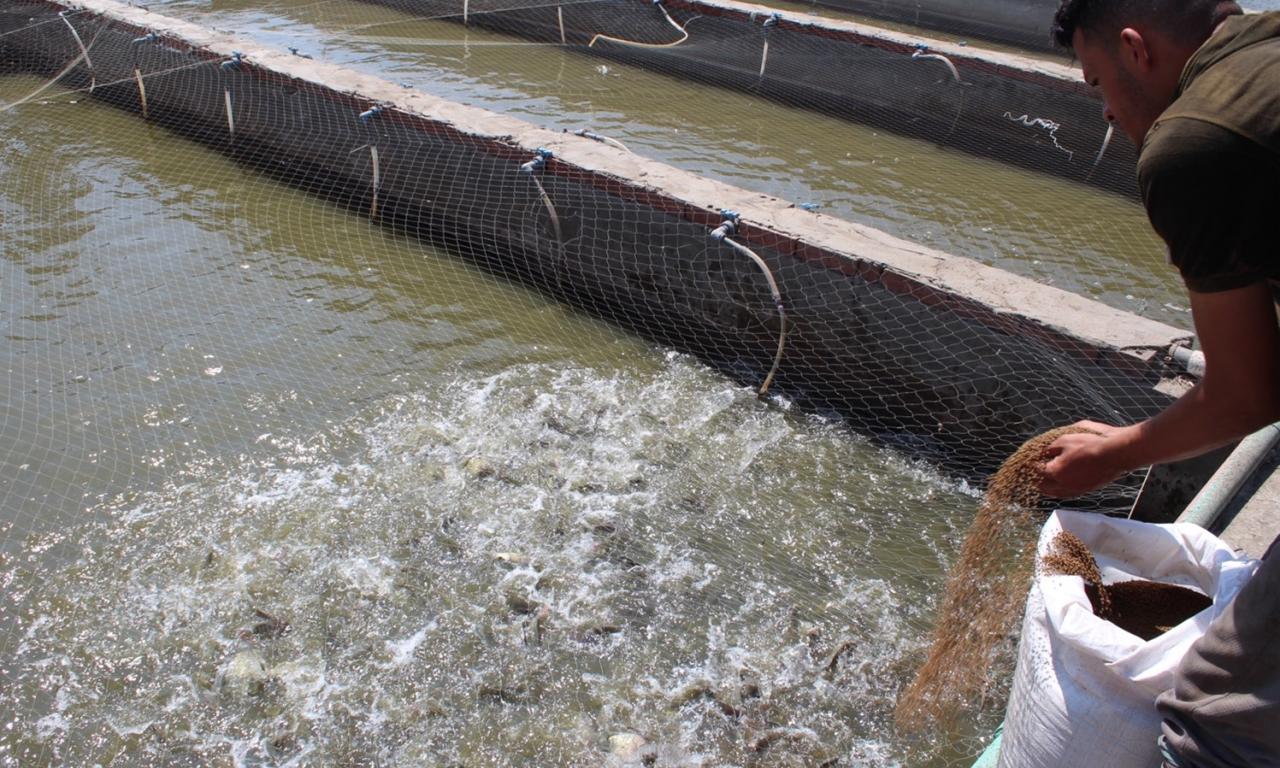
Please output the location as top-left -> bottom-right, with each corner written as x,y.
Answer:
1051,0 -> 1240,50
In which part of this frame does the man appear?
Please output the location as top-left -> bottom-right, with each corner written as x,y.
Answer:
1040,0 -> 1280,765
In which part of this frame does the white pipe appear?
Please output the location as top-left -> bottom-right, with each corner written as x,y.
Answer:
1170,344 -> 1206,378
1178,423 -> 1280,530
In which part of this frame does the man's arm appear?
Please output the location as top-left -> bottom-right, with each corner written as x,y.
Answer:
1041,281 -> 1280,499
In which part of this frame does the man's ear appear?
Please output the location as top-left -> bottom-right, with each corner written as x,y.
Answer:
1119,27 -> 1153,71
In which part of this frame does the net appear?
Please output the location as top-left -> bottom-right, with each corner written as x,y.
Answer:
1,1 -> 1191,765
139,0 -> 1186,325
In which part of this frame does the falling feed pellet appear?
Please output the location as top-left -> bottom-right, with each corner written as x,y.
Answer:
894,425 -> 1099,733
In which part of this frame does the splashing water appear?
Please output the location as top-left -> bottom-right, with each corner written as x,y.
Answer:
1,358 -> 986,767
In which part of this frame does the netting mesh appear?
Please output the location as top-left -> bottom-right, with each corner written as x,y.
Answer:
130,0 -> 1185,323
2,1 -> 1188,765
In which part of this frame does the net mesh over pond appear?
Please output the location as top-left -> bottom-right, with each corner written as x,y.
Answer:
0,1 -> 1187,765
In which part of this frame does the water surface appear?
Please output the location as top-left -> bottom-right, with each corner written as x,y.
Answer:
0,75 -> 994,767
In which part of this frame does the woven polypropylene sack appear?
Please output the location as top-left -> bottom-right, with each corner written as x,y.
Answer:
998,510 -> 1259,768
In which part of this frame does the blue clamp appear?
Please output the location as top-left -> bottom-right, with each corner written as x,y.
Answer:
220,51 -> 244,71
358,105 -> 384,124
799,202 -> 820,211
520,148 -> 554,173
710,210 -> 740,242
131,31 -> 159,45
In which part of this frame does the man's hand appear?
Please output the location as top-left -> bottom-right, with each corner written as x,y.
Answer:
1040,420 -> 1127,499
1040,283 -> 1280,501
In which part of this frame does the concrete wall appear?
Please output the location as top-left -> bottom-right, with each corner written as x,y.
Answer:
0,0 -> 1190,482
351,0 -> 1135,196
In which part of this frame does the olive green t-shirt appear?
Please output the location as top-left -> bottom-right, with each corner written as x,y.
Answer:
1137,13 -> 1280,296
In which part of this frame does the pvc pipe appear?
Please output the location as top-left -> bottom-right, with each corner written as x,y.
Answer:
1170,344 -> 1205,378
1177,423 -> 1280,530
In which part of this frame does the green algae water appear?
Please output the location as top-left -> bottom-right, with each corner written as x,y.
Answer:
0,76 -> 992,766
150,0 -> 1188,329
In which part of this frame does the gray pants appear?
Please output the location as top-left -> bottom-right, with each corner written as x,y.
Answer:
1156,535 -> 1280,767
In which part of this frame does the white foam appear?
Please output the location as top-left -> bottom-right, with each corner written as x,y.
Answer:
387,621 -> 437,667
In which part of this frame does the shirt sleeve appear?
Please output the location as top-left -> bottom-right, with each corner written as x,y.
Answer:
1138,118 -> 1276,293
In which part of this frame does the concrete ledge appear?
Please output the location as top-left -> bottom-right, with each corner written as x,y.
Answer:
1,0 -> 1190,480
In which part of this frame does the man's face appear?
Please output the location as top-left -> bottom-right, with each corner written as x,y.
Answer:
1073,26 -> 1153,147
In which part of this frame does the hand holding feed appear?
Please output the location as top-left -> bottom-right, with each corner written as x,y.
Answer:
1039,421 -> 1127,499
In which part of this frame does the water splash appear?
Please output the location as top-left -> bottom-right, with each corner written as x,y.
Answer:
0,359 -> 980,766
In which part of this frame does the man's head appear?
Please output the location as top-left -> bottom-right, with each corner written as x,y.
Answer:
1051,0 -> 1241,146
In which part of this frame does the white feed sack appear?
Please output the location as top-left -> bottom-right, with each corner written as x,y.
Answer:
999,510 -> 1259,768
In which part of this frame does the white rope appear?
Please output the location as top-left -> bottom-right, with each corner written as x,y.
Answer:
134,67 -> 149,119
59,12 -> 96,93
224,87 -> 236,135
912,49 -> 960,83
1003,111 -> 1074,160
0,50 -> 86,112
589,2 -> 688,49
724,236 -> 787,396
2,58 -> 213,113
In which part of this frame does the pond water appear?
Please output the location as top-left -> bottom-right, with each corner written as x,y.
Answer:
1,75 -> 994,767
